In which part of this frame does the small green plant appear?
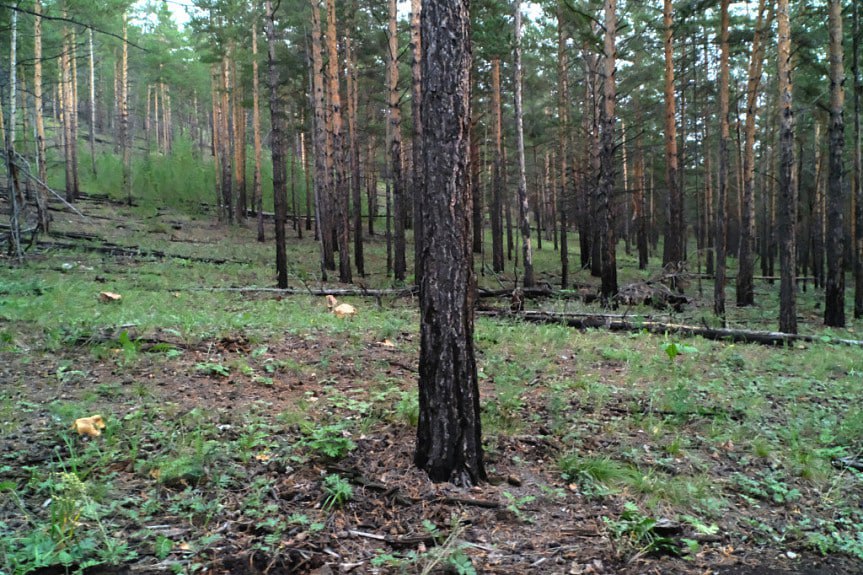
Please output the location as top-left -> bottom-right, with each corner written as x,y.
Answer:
661,341 -> 697,361
321,474 -> 353,510
195,362 -> 230,377
304,424 -> 356,460
604,502 -> 681,558
394,391 -> 419,426
502,491 -> 536,523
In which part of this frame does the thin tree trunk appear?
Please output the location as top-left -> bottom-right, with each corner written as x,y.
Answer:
598,0 -> 618,301
88,28 -> 96,176
715,0 -> 730,320
777,0 -> 797,333
416,0 -> 485,486
252,21 -> 265,242
70,28 -> 79,198
33,0 -> 49,230
6,8 -> 23,260
412,0 -> 425,276
265,0 -> 288,289
220,54 -> 233,222
513,0 -> 534,288
737,0 -> 770,307
663,0 -> 683,267
702,36 -> 714,276
388,0 -> 405,281
346,18 -> 364,276
825,0 -> 846,327
491,57 -> 504,273
121,15 -> 131,205
634,102 -> 648,269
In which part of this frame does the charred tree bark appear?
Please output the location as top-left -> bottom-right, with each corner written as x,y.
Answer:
854,0 -> 863,319
598,0 -> 618,301
825,0 -> 845,327
265,0 -> 288,289
557,4 -> 569,287
310,0 -> 334,277
416,0 -> 485,487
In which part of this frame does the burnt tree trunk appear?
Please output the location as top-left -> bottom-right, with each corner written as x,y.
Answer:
266,0 -> 288,289
416,0 -> 485,487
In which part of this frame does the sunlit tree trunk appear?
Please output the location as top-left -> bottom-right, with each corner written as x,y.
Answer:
513,0 -> 534,288
715,0 -> 730,319
220,54 -> 233,222
737,0 -> 770,307
825,0 -> 845,327
777,0 -> 797,333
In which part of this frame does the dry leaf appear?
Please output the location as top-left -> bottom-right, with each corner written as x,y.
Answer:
377,339 -> 396,348
73,414 -> 106,437
98,291 -> 122,302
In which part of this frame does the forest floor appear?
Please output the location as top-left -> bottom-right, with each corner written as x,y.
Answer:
1,195 -> 863,575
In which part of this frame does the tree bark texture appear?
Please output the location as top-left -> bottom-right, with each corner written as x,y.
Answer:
598,0 -> 618,301
662,0 -> 683,267
310,0 -> 334,277
252,21 -> 265,242
715,0 -> 730,319
777,0 -> 797,333
557,3 -> 570,287
737,0 -> 769,307
416,0 -> 485,486
825,0 -> 845,327
513,0 -> 535,288
854,0 -> 863,318
411,0 -> 425,276
388,0 -> 405,282
266,0 -> 288,289
326,0 -> 351,283
490,57 -> 504,273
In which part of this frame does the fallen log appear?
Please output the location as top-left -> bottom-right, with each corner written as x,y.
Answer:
35,240 -> 238,264
476,310 -> 863,347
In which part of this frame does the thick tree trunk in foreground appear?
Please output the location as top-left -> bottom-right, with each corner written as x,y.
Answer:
326,0 -> 351,283
598,0 -> 618,302
310,0 -> 334,277
266,0 -> 288,289
715,0 -> 730,319
416,0 -> 485,486
777,0 -> 797,333
513,0 -> 534,288
854,0 -> 863,319
825,0 -> 845,327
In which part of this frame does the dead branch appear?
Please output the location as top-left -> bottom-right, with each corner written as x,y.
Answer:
476,310 -> 863,347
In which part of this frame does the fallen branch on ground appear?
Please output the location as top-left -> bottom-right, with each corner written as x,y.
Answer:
477,310 -> 863,347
